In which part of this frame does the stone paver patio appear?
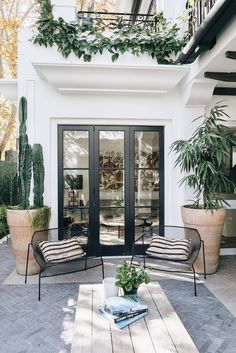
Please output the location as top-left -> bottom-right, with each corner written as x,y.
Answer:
0,238 -> 236,353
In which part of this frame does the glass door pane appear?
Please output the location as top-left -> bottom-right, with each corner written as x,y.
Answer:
99,130 -> 125,245
134,131 -> 160,239
62,130 -> 89,236
59,125 -> 164,254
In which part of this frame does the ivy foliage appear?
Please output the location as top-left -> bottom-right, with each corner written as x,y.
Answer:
31,206 -> 51,230
34,0 -> 187,64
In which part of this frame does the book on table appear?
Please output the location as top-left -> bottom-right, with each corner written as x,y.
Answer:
105,294 -> 147,314
98,294 -> 148,329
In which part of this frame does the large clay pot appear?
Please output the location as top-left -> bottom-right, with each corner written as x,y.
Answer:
7,209 -> 41,275
181,206 -> 225,274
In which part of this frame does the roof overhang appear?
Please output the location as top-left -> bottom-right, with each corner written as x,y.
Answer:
33,62 -> 189,96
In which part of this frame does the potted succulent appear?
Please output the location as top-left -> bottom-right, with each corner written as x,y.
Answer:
7,97 -> 51,275
170,103 -> 236,274
115,261 -> 150,295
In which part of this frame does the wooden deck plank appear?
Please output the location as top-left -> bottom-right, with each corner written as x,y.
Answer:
139,284 -> 178,353
148,282 -> 199,353
92,284 -> 113,353
71,284 -> 93,353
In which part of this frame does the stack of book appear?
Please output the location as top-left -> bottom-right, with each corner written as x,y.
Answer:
98,294 -> 148,329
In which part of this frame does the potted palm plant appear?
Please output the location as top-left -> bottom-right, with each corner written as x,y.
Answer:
115,261 -> 150,295
170,103 -> 236,274
7,97 -> 50,275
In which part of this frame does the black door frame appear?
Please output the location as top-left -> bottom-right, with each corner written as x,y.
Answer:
58,125 -> 164,255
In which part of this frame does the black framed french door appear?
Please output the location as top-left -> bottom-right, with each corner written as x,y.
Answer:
58,125 -> 164,255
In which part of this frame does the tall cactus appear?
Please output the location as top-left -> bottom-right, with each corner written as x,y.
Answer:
18,97 -> 32,209
32,144 -> 45,208
18,97 -> 45,209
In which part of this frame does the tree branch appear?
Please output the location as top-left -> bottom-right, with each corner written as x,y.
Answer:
0,103 -> 16,156
21,1 -> 38,24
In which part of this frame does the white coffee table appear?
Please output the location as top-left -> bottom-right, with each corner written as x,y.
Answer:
71,282 -> 200,353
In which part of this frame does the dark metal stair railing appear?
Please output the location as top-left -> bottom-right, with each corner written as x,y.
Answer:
187,0 -> 217,37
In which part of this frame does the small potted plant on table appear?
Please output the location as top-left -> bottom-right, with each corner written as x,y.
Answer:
115,261 -> 150,295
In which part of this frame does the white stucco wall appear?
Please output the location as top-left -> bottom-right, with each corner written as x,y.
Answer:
18,28 -> 198,227
16,1 -> 236,231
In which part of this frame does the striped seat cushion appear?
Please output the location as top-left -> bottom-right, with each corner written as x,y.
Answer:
146,235 -> 191,260
38,238 -> 85,263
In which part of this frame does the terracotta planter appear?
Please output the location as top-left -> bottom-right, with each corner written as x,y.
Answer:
181,206 -> 225,274
7,209 -> 41,275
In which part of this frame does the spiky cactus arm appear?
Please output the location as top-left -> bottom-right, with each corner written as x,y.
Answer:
32,144 -> 45,208
18,97 -> 28,167
18,97 -> 31,208
19,143 -> 32,209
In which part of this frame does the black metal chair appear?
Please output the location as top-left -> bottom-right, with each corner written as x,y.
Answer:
131,225 -> 206,296
25,227 -> 104,300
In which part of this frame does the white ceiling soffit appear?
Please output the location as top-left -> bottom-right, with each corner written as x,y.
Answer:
0,79 -> 18,102
33,63 -> 189,96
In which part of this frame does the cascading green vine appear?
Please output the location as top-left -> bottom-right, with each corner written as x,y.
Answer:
31,206 -> 51,230
34,0 -> 187,64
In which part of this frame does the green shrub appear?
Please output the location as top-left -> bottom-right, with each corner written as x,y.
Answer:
0,161 -> 18,206
0,205 -> 8,239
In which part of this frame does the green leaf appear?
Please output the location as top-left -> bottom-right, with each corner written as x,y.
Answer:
170,102 -> 235,210
33,5 -> 187,64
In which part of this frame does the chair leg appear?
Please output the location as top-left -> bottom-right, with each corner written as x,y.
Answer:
38,272 -> 41,301
201,240 -> 207,279
25,243 -> 31,284
143,255 -> 146,269
192,265 -> 197,296
84,256 -> 88,271
101,257 -> 105,279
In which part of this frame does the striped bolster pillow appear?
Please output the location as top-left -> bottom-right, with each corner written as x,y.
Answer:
38,238 -> 85,263
146,235 -> 191,260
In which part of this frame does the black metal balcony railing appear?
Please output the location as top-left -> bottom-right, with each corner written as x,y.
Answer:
187,0 -> 217,36
77,11 -> 156,30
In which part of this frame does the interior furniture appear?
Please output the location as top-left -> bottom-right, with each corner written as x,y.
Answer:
71,282 -> 200,353
100,214 -> 145,238
69,220 -> 89,237
131,225 -> 206,296
25,227 -> 104,300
